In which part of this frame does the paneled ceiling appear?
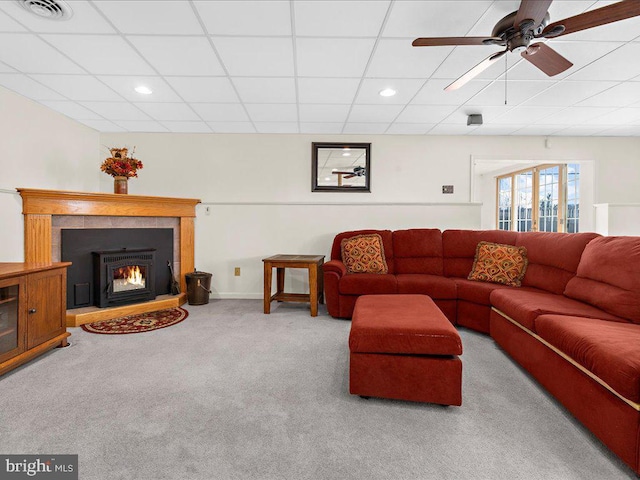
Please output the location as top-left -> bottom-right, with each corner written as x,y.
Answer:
1,0 -> 639,136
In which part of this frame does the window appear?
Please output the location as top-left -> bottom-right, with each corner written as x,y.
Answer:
496,164 -> 580,233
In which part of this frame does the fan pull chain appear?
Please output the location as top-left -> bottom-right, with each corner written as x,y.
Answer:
504,53 -> 508,105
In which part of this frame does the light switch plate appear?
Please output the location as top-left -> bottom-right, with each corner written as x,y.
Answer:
442,185 -> 454,194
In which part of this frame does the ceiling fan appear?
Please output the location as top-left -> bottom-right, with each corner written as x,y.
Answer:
332,166 -> 366,186
412,0 -> 640,91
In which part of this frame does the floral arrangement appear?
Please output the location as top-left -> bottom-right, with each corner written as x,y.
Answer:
100,147 -> 143,178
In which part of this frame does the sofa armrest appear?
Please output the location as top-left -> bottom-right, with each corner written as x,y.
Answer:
323,259 -> 347,278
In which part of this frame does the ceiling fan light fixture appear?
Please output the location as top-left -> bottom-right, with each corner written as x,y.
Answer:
379,88 -> 397,97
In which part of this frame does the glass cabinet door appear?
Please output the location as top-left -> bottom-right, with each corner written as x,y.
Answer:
0,282 -> 21,360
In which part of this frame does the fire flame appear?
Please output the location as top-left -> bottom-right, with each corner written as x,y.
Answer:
120,265 -> 144,286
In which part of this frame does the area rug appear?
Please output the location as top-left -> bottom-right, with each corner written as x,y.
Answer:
80,307 -> 188,335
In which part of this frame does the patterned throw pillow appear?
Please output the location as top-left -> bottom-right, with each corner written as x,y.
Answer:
468,241 -> 528,287
341,234 -> 388,274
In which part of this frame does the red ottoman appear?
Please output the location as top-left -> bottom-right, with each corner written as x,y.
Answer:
349,294 -> 463,405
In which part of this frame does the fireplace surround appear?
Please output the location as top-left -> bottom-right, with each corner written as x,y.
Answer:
18,188 -> 200,326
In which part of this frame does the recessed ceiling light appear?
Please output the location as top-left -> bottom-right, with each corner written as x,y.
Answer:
342,152 -> 351,157
134,85 -> 153,95
379,88 -> 397,97
325,177 -> 331,181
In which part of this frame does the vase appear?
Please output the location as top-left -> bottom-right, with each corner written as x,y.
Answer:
113,176 -> 128,194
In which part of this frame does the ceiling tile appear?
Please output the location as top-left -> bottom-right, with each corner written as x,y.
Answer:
255,122 -> 299,133
493,106 -> 564,125
510,125 -> 566,136
97,76 -> 182,103
343,123 -> 389,134
77,119 -> 125,132
383,1 -> 493,38
134,103 -> 201,121
368,39 -> 453,78
427,124 -> 473,135
297,38 -> 375,77
295,1 -> 389,37
0,9 -> 26,31
467,80 -> 555,106
355,78 -> 424,105
533,106 -> 617,125
386,123 -> 432,134
194,0 -> 291,36
299,104 -> 350,123
165,77 -> 238,103
114,120 -> 169,132
207,122 -> 256,133
579,82 -> 640,107
551,125 -> 608,136
94,1 -> 203,35
42,35 -> 154,75
412,79 -> 491,105
568,43 -> 640,81
232,77 -> 296,103
0,0 -> 115,33
39,100 -> 103,120
299,123 -> 344,134
469,125 -> 524,135
523,81 -> 618,107
246,104 -> 298,122
394,105 -> 457,123
30,74 -> 124,101
191,103 -> 249,122
79,102 -> 151,121
348,104 -> 403,123
0,33 -> 83,74
297,78 -> 359,104
214,37 -> 294,77
582,108 -> 640,126
465,1 -> 521,36
128,36 -> 224,76
0,73 -> 64,100
160,122 -> 213,133
0,62 -> 15,73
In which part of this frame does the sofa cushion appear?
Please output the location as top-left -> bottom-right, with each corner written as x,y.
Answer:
516,231 -> 600,294
442,230 -> 518,278
564,236 -> 640,324
490,288 -> 626,332
341,233 -> 388,274
535,315 -> 640,403
392,229 -> 443,275
331,230 -> 395,274
349,295 -> 462,355
339,273 -> 397,295
468,241 -> 528,287
454,278 -> 512,305
396,274 -> 456,299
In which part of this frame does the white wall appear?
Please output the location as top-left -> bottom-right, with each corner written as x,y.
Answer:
0,86 -> 101,261
594,204 -> 640,235
100,132 -> 640,298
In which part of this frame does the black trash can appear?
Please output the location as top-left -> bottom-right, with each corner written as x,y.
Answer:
185,270 -> 212,305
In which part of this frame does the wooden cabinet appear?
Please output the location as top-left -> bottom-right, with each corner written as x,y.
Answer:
0,263 -> 70,376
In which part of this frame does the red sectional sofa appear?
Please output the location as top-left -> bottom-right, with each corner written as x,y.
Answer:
323,229 -> 640,475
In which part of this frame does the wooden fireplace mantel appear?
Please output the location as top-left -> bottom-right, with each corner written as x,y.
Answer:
18,188 -> 201,325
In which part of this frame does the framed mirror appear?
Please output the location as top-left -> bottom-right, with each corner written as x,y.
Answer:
312,142 -> 371,192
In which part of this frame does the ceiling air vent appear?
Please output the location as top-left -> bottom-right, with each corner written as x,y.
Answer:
17,0 -> 73,20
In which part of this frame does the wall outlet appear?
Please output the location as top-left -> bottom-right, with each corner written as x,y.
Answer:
234,267 -> 241,276
442,185 -> 454,194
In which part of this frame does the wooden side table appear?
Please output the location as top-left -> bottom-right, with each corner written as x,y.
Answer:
262,255 -> 325,317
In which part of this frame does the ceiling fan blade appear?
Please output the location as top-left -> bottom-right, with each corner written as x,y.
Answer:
521,42 -> 573,76
343,174 -> 357,179
513,0 -> 553,29
541,0 -> 640,38
445,50 -> 507,92
412,37 -> 503,47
